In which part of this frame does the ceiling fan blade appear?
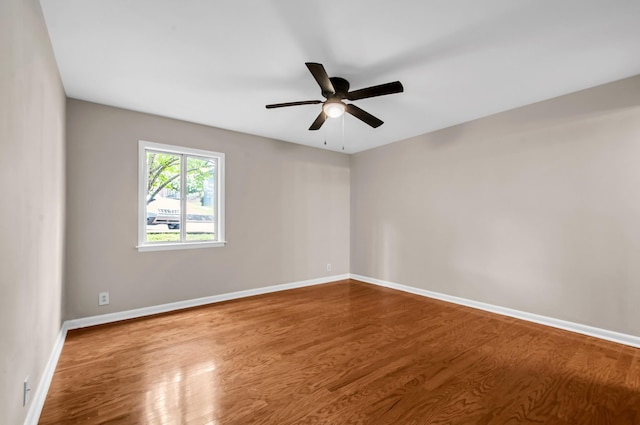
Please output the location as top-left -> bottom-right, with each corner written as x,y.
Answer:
345,104 -> 384,128
266,100 -> 323,109
305,62 -> 335,96
309,111 -> 328,130
346,81 -> 404,101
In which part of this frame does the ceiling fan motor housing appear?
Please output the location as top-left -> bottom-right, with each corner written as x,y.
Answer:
326,77 -> 350,99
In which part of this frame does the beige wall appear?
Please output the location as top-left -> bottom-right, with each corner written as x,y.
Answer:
65,100 -> 350,319
0,0 -> 66,423
351,75 -> 640,337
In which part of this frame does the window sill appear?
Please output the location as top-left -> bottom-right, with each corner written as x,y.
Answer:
137,241 -> 227,252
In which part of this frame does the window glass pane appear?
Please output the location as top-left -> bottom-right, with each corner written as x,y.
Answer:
145,151 -> 181,243
186,156 -> 216,241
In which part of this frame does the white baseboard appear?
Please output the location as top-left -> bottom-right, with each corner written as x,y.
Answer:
350,274 -> 640,349
66,273 -> 349,330
24,322 -> 69,425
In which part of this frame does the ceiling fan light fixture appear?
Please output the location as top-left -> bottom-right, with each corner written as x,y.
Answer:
323,101 -> 346,118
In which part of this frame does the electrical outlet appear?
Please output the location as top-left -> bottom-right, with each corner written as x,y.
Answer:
326,263 -> 332,272
98,292 -> 110,306
23,377 -> 30,406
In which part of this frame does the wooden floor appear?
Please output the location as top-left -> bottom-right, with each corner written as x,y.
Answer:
40,279 -> 640,425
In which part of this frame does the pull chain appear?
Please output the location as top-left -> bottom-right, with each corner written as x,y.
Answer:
341,114 -> 345,151
324,122 -> 327,145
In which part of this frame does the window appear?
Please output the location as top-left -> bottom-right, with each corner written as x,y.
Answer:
138,140 -> 225,251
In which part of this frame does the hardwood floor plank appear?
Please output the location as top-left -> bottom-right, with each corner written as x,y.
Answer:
40,280 -> 640,424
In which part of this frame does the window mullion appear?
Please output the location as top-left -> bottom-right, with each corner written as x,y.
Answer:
180,154 -> 187,242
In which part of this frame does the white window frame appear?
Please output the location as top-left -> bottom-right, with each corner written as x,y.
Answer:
137,140 -> 226,252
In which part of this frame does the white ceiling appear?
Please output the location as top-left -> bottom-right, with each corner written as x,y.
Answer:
40,0 -> 640,154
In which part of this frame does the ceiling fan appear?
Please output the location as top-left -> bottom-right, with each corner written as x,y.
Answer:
266,62 -> 404,130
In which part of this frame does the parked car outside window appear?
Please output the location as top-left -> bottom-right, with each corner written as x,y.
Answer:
146,197 -> 180,229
